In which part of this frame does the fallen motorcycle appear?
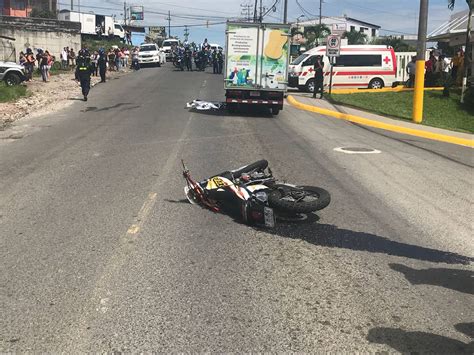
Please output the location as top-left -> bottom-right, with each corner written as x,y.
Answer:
182,159 -> 330,227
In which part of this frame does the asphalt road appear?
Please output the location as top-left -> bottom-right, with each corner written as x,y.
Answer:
1,65 -> 473,352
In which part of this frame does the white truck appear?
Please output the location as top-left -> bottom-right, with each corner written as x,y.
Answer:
161,38 -> 180,61
58,10 -> 125,40
225,22 -> 290,115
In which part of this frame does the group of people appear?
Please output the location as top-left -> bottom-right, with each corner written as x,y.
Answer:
60,47 -> 77,70
19,48 -> 55,82
406,49 -> 465,88
171,38 -> 224,73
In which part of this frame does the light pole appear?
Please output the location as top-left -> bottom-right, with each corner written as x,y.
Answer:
412,0 -> 429,123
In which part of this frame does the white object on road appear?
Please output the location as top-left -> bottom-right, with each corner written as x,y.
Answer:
186,100 -> 226,111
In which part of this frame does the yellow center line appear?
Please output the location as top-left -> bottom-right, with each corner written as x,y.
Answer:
126,192 -> 158,235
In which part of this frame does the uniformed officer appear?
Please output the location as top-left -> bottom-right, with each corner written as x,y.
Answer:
217,48 -> 224,74
211,48 -> 218,74
313,55 -> 324,99
75,49 -> 93,101
97,48 -> 107,82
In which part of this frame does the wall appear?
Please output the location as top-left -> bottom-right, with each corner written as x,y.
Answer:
0,16 -> 81,61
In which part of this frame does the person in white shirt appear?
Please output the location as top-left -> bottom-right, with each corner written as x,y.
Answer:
61,48 -> 68,70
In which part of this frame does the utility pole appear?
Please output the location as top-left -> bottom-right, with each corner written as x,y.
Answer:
412,0 -> 429,123
319,0 -> 323,25
123,1 -> 127,25
283,0 -> 288,23
184,25 -> 189,42
259,0 -> 262,22
167,10 -> 171,38
70,0 -> 73,10
253,0 -> 258,22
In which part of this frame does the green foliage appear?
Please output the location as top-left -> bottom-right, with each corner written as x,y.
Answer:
342,29 -> 368,45
303,24 -> 331,48
0,82 -> 28,103
371,36 -> 416,52
29,8 -> 57,19
81,36 -> 132,52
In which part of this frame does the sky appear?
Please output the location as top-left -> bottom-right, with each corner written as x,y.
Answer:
60,0 -> 470,45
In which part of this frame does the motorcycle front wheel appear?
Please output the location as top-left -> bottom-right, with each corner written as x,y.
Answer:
268,185 -> 330,213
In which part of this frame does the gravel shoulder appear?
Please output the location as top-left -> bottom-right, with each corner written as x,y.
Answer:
0,69 -> 130,131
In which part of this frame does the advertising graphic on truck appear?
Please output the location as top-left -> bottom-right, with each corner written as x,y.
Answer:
225,22 -> 290,115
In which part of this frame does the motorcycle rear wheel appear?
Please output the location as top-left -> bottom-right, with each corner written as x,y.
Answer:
268,185 -> 330,213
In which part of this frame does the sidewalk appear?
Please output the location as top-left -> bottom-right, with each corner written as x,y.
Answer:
288,93 -> 474,146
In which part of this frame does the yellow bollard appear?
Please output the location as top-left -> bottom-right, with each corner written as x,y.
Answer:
412,60 -> 426,123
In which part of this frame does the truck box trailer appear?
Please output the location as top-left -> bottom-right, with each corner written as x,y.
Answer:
58,10 -> 125,40
224,22 -> 290,115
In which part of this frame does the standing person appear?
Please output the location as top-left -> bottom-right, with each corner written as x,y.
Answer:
69,48 -> 76,68
108,49 -> 116,71
425,52 -> 436,87
90,51 -> 98,76
61,47 -> 68,69
108,27 -> 114,40
39,50 -> 49,82
198,48 -> 207,71
406,56 -> 416,88
131,47 -> 140,70
75,49 -> 93,101
451,49 -> 464,85
217,48 -> 224,74
123,47 -> 130,68
211,48 -> 218,74
312,55 -> 324,99
184,45 -> 193,71
98,48 -> 107,82
19,51 -> 26,66
24,48 -> 36,82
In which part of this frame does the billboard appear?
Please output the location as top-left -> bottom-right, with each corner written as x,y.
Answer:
130,6 -> 144,21
149,26 -> 166,39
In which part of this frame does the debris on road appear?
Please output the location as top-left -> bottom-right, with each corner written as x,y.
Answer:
186,99 -> 226,111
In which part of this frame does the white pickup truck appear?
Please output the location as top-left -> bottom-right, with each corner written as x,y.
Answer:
138,43 -> 165,67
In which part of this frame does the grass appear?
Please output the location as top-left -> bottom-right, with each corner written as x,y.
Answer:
0,82 -> 28,103
82,37 -> 132,52
328,90 -> 474,134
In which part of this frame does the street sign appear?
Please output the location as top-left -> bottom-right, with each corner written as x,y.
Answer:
326,34 -> 341,57
149,26 -> 166,39
130,5 -> 144,21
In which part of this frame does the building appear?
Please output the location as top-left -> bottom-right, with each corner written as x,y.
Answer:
0,0 -> 57,17
295,15 -> 381,40
428,9 -> 473,73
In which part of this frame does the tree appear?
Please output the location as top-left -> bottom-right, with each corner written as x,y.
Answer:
372,36 -> 416,52
303,24 -> 331,48
449,0 -> 473,103
342,29 -> 368,45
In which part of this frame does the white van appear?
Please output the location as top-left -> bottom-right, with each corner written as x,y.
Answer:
288,45 -> 397,92
161,39 -> 180,61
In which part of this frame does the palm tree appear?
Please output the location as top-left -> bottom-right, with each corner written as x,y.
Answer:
448,0 -> 473,103
342,29 -> 368,45
303,24 -> 331,48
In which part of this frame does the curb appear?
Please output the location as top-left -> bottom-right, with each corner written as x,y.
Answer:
286,95 -> 474,148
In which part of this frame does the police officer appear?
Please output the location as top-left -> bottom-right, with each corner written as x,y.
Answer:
75,49 -> 93,101
217,48 -> 224,74
184,45 -> 193,71
97,48 -> 107,83
312,55 -> 324,99
211,48 -> 218,74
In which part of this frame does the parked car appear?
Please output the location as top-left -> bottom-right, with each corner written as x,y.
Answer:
138,43 -> 165,67
288,45 -> 397,92
0,61 -> 26,86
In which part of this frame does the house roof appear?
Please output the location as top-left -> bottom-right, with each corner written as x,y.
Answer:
296,16 -> 380,29
428,10 -> 473,41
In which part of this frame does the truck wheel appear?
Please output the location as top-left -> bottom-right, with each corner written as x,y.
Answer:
5,72 -> 21,86
369,78 -> 384,89
271,107 -> 280,115
305,78 -> 315,93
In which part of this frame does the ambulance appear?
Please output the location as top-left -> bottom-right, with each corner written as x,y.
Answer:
288,45 -> 397,92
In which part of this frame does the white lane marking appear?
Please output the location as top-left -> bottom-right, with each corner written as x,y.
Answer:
334,147 -> 382,154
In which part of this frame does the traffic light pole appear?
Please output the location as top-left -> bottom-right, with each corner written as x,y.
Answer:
412,0 -> 429,123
